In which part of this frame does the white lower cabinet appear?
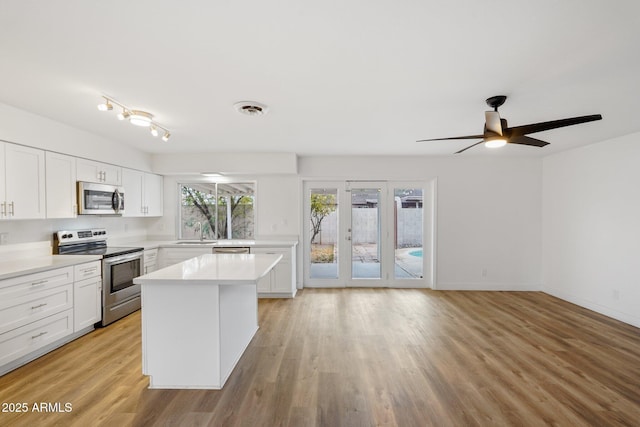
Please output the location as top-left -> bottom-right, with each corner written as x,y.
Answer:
143,249 -> 158,274
252,246 -> 297,298
0,309 -> 74,367
73,261 -> 102,331
0,266 -> 75,373
0,260 -> 103,375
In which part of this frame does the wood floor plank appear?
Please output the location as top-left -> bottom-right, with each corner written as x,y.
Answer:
0,288 -> 639,426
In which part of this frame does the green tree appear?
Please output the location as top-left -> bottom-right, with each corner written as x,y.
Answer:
310,193 -> 337,243
217,195 -> 253,239
182,186 -> 216,237
182,185 -> 253,239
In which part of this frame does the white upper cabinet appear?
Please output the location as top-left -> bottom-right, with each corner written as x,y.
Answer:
1,142 -> 46,220
122,168 -> 144,217
144,173 -> 163,216
121,168 -> 163,217
45,152 -> 77,218
0,143 -> 5,214
76,158 -> 121,186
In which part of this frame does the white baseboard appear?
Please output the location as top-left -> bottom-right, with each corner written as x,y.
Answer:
543,288 -> 640,328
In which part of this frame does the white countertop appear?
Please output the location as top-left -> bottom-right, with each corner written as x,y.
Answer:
0,255 -> 103,281
134,253 -> 283,285
121,239 -> 298,250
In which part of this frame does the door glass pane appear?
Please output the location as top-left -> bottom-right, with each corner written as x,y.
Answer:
351,188 -> 381,279
309,188 -> 338,279
393,188 -> 423,279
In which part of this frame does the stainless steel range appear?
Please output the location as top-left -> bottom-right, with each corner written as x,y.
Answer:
54,229 -> 144,326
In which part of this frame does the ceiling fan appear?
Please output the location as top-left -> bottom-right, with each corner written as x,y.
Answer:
417,95 -> 602,154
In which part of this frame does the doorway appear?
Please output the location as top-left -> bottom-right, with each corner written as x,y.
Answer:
303,180 -> 433,288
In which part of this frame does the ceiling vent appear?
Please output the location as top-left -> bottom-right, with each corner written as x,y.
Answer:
234,101 -> 269,116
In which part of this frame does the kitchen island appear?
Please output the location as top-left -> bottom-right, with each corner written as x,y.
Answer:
134,253 -> 282,389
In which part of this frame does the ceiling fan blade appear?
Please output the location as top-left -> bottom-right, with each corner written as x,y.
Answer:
417,134 -> 484,142
508,135 -> 550,147
455,140 -> 485,154
485,111 -> 503,136
507,114 -> 602,137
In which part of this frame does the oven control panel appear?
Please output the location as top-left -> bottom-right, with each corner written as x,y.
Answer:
55,228 -> 107,244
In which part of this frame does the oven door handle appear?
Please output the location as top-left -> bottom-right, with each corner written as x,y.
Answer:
105,251 -> 143,265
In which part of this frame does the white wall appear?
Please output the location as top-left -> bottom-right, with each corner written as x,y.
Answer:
0,102 -> 151,170
154,175 -> 301,241
299,156 -> 542,290
542,132 -> 640,327
0,102 -> 156,245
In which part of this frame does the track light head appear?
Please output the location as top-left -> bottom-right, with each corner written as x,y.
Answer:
150,126 -> 159,137
162,131 -> 171,142
97,99 -> 113,111
116,109 -> 130,121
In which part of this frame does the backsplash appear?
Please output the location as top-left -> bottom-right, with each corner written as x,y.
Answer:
0,217 -> 156,249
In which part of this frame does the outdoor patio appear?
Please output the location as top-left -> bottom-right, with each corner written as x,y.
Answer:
310,244 -> 423,280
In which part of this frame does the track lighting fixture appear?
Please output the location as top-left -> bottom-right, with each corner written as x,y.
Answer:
96,96 -> 171,141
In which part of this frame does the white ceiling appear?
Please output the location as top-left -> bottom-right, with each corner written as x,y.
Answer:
1,1 -> 639,157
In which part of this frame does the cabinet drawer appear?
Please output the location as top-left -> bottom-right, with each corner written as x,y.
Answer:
0,267 -> 73,300
251,247 -> 291,261
0,309 -> 74,367
144,249 -> 158,264
74,261 -> 101,281
0,284 -> 73,334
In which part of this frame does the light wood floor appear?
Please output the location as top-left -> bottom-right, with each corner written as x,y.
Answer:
1,289 -> 639,426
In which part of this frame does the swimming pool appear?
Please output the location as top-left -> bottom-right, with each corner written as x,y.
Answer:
408,249 -> 423,257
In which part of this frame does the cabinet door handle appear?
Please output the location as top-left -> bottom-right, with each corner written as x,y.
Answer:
31,303 -> 48,310
9,202 -> 14,216
31,331 -> 48,339
31,279 -> 48,286
0,202 -> 5,217
82,267 -> 98,276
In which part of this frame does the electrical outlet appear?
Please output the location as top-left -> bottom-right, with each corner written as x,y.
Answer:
481,268 -> 487,278
0,232 -> 8,245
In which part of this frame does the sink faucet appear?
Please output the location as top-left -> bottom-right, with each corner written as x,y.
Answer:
194,221 -> 203,241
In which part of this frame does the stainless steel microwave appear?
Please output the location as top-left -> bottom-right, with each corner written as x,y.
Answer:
77,181 -> 125,215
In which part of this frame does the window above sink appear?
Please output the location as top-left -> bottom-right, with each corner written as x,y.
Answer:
179,182 -> 255,241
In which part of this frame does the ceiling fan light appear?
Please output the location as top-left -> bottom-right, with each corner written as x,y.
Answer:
485,139 -> 507,148
129,110 -> 153,127
150,126 -> 159,137
161,131 -> 171,142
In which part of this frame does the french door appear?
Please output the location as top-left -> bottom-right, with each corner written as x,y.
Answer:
303,180 -> 432,288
